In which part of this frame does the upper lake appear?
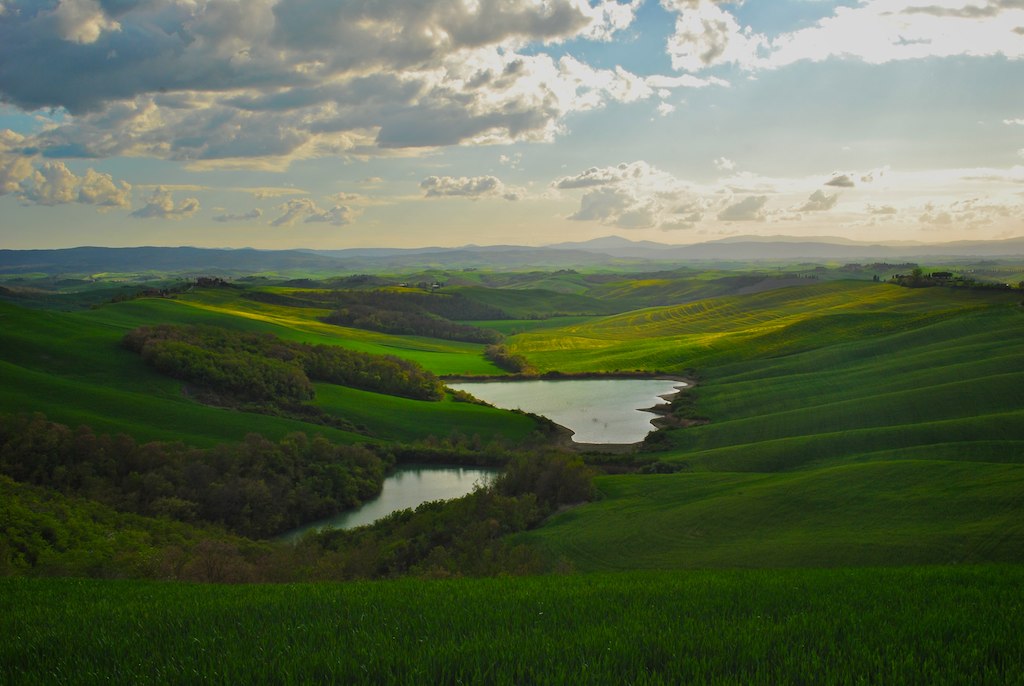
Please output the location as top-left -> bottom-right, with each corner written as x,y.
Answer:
449,378 -> 686,444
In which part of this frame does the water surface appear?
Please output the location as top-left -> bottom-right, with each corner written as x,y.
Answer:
449,378 -> 685,444
283,465 -> 495,541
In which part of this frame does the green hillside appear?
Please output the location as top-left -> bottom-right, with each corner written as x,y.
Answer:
519,460 -> 1024,570
0,293 -> 535,447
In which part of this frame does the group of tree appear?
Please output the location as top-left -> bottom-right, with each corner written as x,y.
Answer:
297,452 -> 594,579
123,324 -> 445,404
890,268 -> 1017,291
484,344 -> 535,374
0,413 -> 390,540
0,413 -> 595,582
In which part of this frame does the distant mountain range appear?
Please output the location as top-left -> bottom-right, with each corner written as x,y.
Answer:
3,235 -> 1024,275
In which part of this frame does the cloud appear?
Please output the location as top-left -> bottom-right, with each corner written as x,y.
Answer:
0,132 -> 36,195
13,159 -> 131,209
916,196 -> 1022,229
51,0 -> 121,45
131,187 -> 200,219
825,174 -> 856,188
717,195 -> 768,221
713,157 -> 736,172
0,0 -> 659,167
763,0 -> 1024,69
798,190 -> 839,212
1005,118 -> 1024,125
213,208 -> 263,222
271,197 -> 355,226
661,0 -> 767,72
556,160 -> 705,229
866,204 -> 899,215
421,175 -> 510,199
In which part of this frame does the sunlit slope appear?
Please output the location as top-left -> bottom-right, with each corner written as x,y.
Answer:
508,281 -> 1007,372
0,299 -> 533,446
655,303 -> 1024,471
519,460 -> 1024,570
96,290 -> 503,376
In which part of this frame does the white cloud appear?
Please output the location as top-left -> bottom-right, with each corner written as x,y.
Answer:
1004,118 -> 1024,126
0,131 -> 34,195
421,175 -> 517,200
131,187 -> 200,219
763,0 -> 1024,69
271,197 -> 355,226
556,160 -> 705,229
713,157 -> 736,172
717,195 -> 768,221
12,159 -> 131,209
51,0 -> 121,45
661,0 -> 767,72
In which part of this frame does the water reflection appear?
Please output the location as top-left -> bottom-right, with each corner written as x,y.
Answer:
282,465 -> 495,541
449,378 -> 685,444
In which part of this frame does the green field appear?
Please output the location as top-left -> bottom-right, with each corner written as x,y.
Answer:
3,269 -> 1024,682
4,566 -> 1023,684
0,291 -> 533,447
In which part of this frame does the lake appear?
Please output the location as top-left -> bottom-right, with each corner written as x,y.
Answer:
449,378 -> 686,444
282,465 -> 496,541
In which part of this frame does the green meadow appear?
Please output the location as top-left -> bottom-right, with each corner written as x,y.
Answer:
4,566 -> 1023,684
0,290 -> 530,447
3,267 -> 1024,681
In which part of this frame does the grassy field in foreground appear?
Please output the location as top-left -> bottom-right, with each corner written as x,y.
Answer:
3,566 -> 1022,684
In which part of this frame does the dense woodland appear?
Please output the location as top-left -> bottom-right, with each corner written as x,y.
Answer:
0,413 -> 594,581
0,413 -> 389,539
124,324 -> 446,403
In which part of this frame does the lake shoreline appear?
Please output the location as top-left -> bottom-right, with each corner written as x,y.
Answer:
441,371 -> 696,384
448,374 -> 697,453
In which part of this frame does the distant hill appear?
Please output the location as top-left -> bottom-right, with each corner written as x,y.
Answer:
3,235 -> 1024,275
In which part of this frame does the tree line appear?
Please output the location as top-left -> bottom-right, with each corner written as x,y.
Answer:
0,413 -> 390,539
245,288 -> 507,342
0,413 -> 595,581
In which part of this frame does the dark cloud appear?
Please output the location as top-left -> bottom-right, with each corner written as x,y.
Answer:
213,208 -> 263,222
825,174 -> 856,188
0,0 -> 643,164
798,190 -> 838,212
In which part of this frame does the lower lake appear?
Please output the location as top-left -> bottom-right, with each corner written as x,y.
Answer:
282,465 -> 496,541
449,378 -> 686,444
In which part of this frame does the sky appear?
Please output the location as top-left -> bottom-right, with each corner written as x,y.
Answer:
0,0 -> 1022,250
